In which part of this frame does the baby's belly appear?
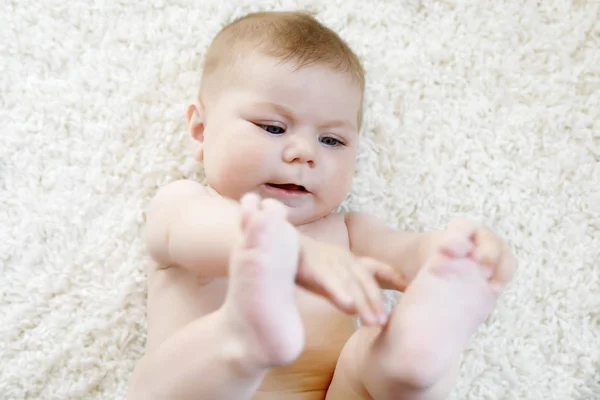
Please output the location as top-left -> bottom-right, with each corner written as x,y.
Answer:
255,291 -> 357,399
254,389 -> 326,400
255,351 -> 338,399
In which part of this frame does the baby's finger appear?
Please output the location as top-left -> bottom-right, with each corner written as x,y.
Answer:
474,227 -> 502,266
375,269 -> 407,292
296,265 -> 355,313
366,260 -> 406,292
321,276 -> 356,314
346,272 -> 378,326
491,243 -> 518,287
354,259 -> 388,324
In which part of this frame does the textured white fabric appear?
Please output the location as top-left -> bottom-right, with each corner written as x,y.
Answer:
1,0 -> 599,399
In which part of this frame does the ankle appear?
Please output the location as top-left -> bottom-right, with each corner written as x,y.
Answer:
213,309 -> 266,377
371,335 -> 444,391
219,305 -> 301,372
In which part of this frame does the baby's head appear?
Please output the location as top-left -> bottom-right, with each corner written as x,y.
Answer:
187,11 -> 365,225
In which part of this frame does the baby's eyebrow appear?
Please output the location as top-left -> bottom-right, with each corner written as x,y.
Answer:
319,119 -> 356,132
253,101 -> 296,121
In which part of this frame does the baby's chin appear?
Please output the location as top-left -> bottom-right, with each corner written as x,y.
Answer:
205,181 -> 339,225
286,205 -> 338,227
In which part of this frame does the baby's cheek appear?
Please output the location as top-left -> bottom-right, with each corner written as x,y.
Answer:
335,158 -> 355,189
232,142 -> 268,171
323,163 -> 353,205
221,142 -> 270,192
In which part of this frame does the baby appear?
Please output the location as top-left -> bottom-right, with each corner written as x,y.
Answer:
127,11 -> 516,400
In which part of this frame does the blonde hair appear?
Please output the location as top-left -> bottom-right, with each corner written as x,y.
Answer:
199,11 -> 365,126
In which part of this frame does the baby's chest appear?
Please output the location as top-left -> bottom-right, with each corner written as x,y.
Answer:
298,213 -> 350,248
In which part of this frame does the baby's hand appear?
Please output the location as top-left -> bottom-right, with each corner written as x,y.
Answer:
295,236 -> 405,326
434,219 -> 517,292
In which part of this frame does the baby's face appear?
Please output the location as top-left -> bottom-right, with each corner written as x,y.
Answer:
195,53 -> 362,225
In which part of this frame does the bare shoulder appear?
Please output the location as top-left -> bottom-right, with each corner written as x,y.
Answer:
343,211 -> 380,227
149,179 -> 210,206
145,179 -> 210,231
144,180 -> 210,267
343,211 -> 395,255
343,211 -> 391,234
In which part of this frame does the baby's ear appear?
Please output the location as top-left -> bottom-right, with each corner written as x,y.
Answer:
186,101 -> 205,160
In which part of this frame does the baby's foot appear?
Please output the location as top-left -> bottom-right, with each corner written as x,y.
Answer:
223,193 -> 304,369
389,234 -> 502,382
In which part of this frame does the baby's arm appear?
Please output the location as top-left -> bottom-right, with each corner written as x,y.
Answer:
345,212 -> 439,285
345,212 -> 515,288
144,179 -> 243,275
145,180 -> 401,316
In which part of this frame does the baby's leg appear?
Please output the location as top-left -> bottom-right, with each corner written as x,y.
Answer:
336,234 -> 508,400
128,195 -> 304,400
328,326 -> 460,400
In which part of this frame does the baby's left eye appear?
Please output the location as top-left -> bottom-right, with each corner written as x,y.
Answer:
258,124 -> 285,135
320,136 -> 343,147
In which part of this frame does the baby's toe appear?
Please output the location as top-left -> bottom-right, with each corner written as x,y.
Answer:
439,234 -> 474,259
260,198 -> 287,220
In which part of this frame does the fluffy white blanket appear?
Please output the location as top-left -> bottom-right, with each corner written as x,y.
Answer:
1,0 -> 598,398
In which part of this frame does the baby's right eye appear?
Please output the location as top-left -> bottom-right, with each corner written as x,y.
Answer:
257,124 -> 285,135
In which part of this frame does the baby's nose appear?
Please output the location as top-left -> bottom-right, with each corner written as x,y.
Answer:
283,137 -> 316,167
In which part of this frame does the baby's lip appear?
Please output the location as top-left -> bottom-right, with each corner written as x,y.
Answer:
265,183 -> 310,193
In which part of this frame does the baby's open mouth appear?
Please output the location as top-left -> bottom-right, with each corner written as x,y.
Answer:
266,183 -> 308,192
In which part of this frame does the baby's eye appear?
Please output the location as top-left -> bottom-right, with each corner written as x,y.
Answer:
320,136 -> 344,147
258,124 -> 285,135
